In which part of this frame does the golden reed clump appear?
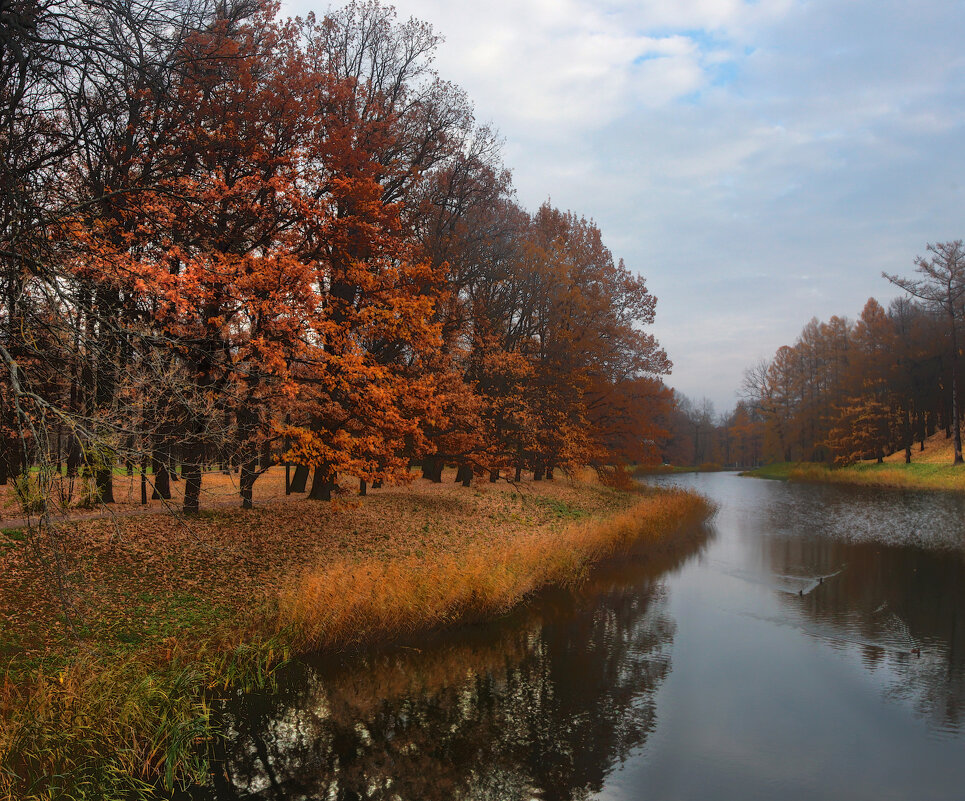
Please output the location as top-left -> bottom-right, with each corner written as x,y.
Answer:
278,487 -> 713,650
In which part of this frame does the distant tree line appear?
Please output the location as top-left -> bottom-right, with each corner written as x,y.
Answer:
0,0 -> 672,514
736,241 -> 965,466
656,395 -> 763,470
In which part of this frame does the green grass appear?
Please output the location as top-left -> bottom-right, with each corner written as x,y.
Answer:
525,495 -> 590,520
102,592 -> 234,654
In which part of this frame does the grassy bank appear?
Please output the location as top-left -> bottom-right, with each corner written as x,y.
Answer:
0,468 -> 712,800
742,459 -> 965,491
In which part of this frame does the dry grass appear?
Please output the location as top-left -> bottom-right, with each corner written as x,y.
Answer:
779,430 -> 965,491
1,656 -> 210,799
0,638 -> 284,801
279,487 -> 712,649
275,524 -> 712,726
787,461 -> 965,491
883,429 -> 960,465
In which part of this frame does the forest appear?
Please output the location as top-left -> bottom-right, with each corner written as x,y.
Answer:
666,241 -> 965,469
0,0 -> 673,516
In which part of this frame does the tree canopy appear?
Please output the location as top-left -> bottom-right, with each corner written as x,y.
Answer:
0,0 -> 673,513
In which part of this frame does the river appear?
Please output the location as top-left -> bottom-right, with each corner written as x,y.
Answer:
194,473 -> 965,800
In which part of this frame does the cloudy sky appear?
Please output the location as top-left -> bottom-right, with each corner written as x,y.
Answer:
286,0 -> 965,411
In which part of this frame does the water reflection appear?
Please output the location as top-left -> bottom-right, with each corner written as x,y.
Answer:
202,528 -> 711,800
192,474 -> 965,801
762,532 -> 965,736
766,481 -> 965,551
656,473 -> 965,740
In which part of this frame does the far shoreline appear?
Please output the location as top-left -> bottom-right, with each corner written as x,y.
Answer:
741,460 -> 965,492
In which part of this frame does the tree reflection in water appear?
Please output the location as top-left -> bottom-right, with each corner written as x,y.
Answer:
761,508 -> 965,736
200,528 -> 711,801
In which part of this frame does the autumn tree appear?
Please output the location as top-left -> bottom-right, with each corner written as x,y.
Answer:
826,393 -> 891,466
884,241 -> 965,464
1,0 -> 675,521
743,242 -> 965,468
280,3 -> 456,500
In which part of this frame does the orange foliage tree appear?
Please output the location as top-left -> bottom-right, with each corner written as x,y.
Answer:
2,0 -> 675,517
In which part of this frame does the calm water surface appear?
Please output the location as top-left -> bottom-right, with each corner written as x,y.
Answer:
200,474 -> 965,800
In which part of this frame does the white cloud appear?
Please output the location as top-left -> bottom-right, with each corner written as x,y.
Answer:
283,0 -> 965,408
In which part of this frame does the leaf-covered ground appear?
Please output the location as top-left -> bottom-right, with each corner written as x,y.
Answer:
0,468 -> 637,675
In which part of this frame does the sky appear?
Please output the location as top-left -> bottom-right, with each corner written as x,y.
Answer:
284,0 -> 965,412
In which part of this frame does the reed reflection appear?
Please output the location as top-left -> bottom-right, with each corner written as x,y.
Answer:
203,526 -> 711,800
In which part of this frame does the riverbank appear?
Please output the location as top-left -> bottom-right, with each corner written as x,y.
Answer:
633,462 -> 725,476
741,459 -> 965,491
0,468 -> 712,800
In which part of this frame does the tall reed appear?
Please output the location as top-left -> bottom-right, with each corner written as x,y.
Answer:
0,637 -> 284,801
278,488 -> 712,650
788,462 -> 965,491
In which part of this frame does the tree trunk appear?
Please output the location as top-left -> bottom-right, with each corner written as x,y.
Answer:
95,465 -> 115,504
358,478 -> 367,496
951,319 -> 963,463
423,457 -> 444,483
308,465 -> 335,501
240,458 -> 257,510
456,464 -> 472,487
289,464 -> 309,493
0,404 -> 23,485
183,463 -> 202,514
423,456 -> 444,481
182,433 -> 203,514
904,406 -> 912,464
489,469 -> 499,483
151,454 -> 171,500
66,434 -> 81,478
372,479 -> 383,489
56,421 -> 63,475
237,404 -> 261,510
0,436 -> 19,485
